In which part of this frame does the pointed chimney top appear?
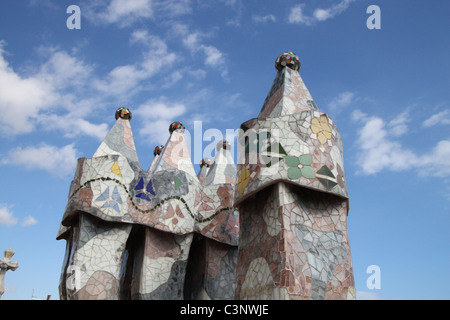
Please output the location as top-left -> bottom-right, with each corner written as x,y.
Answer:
258,53 -> 316,118
92,107 -> 140,165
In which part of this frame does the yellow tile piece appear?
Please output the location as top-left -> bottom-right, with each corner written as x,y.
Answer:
111,161 -> 122,177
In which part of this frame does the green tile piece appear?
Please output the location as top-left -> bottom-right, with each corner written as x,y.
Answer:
317,165 -> 335,178
266,143 -> 287,155
299,154 -> 312,166
285,156 -> 300,167
301,166 -> 316,179
318,177 -> 337,190
261,155 -> 282,167
174,176 -> 182,190
288,167 -> 302,180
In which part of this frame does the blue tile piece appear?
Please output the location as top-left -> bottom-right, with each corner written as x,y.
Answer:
96,187 -> 109,201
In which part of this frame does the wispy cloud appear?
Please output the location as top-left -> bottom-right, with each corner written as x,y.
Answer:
387,110 -> 410,137
327,91 -> 355,113
171,24 -> 228,77
95,30 -> 177,97
154,0 -> 192,17
220,0 -> 245,27
314,0 -> 356,22
422,109 -> 450,128
252,14 -> 276,24
288,0 -> 356,26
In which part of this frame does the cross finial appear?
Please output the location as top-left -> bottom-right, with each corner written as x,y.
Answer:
3,248 -> 14,260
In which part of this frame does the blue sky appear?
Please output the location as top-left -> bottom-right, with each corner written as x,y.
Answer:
0,0 -> 449,300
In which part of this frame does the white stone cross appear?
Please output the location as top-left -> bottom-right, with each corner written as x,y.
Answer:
0,248 -> 19,299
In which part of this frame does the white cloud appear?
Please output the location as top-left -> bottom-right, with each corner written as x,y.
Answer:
288,4 -> 314,26
38,113 -> 109,141
201,45 -> 224,67
313,8 -> 333,21
0,204 -> 18,226
93,64 -> 146,96
136,100 -> 186,120
313,0 -> 355,22
154,0 -> 192,17
38,50 -> 92,89
0,204 -> 37,227
289,0 -> 355,25
0,34 -> 181,144
0,43 -> 108,141
355,116 -> 419,175
420,140 -> 450,177
86,0 -> 192,27
422,109 -> 450,128
140,35 -> 177,76
353,110 -> 450,178
135,99 -> 187,144
162,70 -> 184,88
195,43 -> 227,76
387,110 -> 410,137
171,24 -> 227,76
183,32 -> 202,51
351,109 -> 368,122
21,215 -> 38,227
1,143 -> 78,177
96,31 -> 177,95
328,91 -> 355,112
92,0 -> 154,25
0,44 -> 57,135
130,29 -> 150,44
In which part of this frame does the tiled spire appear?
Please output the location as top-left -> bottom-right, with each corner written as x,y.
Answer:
93,107 -> 140,167
202,140 -> 237,186
258,52 -> 318,119
152,121 -> 197,180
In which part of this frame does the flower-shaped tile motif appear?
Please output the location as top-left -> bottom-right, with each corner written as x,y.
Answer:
134,177 -> 156,201
96,186 -> 123,213
285,154 -> 316,180
311,115 -> 332,144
